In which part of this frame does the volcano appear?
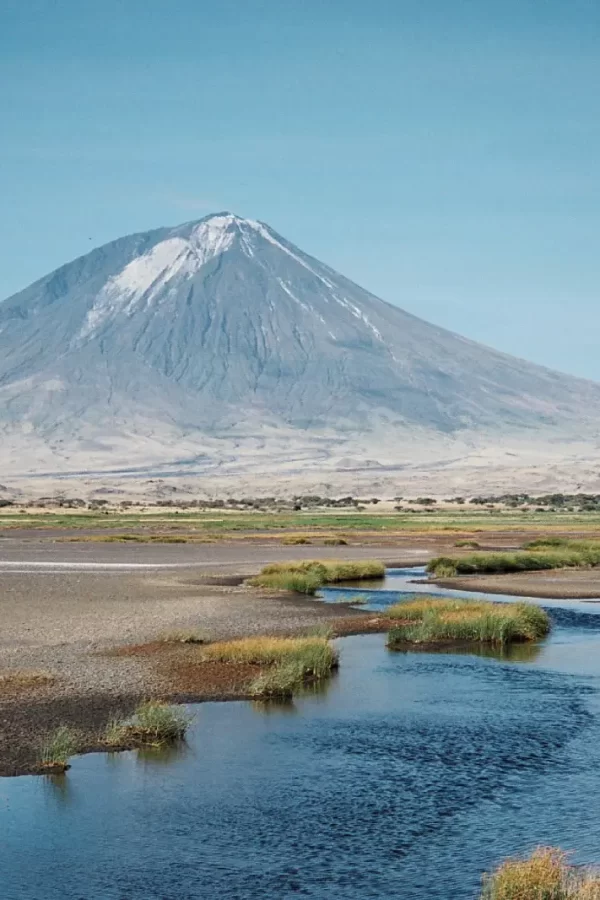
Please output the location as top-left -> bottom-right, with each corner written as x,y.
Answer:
1,212 -> 598,493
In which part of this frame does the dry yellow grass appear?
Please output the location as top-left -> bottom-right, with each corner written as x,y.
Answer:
201,635 -> 328,665
0,670 -> 55,695
481,848 -> 600,899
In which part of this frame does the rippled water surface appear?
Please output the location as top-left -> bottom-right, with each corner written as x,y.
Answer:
4,574 -> 600,899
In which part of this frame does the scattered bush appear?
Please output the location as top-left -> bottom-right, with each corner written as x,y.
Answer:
323,537 -> 348,546
387,597 -> 550,647
454,540 -> 480,549
282,536 -> 311,545
481,847 -> 600,900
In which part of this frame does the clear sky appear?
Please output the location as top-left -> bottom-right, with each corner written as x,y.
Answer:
1,0 -> 599,378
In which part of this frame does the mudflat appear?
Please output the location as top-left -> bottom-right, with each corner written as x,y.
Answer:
0,536 -> 423,775
434,568 -> 600,599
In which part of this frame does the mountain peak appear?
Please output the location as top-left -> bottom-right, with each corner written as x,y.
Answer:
2,212 -> 600,491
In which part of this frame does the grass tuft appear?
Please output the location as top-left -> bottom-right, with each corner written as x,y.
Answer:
106,702 -> 191,747
248,559 -> 384,594
481,847 -> 600,900
387,597 -> 550,647
40,726 -> 78,769
250,661 -> 306,698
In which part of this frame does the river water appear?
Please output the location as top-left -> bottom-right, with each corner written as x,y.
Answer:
3,570 -> 600,899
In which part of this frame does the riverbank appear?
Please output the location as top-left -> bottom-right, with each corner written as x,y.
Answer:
432,568 -> 600,599
0,536 -> 411,775
1,527 -> 594,776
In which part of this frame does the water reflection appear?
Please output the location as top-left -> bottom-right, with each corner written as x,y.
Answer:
389,639 -> 543,663
41,771 -> 72,805
6,580 -> 600,899
135,740 -> 189,768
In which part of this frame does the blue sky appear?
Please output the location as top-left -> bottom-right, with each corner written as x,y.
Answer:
1,0 -> 599,378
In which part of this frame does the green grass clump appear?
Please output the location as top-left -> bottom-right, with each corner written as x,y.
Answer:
387,597 -> 549,647
428,540 -> 600,577
454,539 -> 480,548
250,570 -> 325,594
250,661 -> 306,698
107,702 -> 191,747
480,847 -> 600,899
40,726 -> 78,769
248,559 -> 384,594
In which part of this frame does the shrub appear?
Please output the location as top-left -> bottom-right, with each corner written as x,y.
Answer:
40,726 -> 78,769
282,536 -> 311,545
387,598 -> 549,647
323,537 -> 348,546
454,540 -> 480,549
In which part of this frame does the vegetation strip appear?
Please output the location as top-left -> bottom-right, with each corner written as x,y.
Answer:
428,539 -> 600,577
248,559 -> 385,594
481,847 -> 600,899
386,597 -> 550,647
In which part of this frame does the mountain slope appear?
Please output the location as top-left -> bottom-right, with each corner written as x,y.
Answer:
1,212 -> 598,483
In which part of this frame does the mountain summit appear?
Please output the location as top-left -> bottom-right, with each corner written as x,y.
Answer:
1,212 -> 599,490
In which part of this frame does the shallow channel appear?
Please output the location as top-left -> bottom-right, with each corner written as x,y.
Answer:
4,572 -> 600,899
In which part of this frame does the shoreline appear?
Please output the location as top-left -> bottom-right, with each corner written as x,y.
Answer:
1,613 -> 396,777
431,570 -> 600,600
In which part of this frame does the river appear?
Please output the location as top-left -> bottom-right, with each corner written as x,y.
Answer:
3,570 -> 600,899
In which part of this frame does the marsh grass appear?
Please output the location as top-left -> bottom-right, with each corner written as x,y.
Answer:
248,559 -> 385,594
428,540 -> 600,577
250,661 -> 306,698
201,635 -> 337,674
481,847 -> 600,900
106,702 -> 191,747
40,726 -> 78,769
387,597 -> 549,647
202,634 -> 338,697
